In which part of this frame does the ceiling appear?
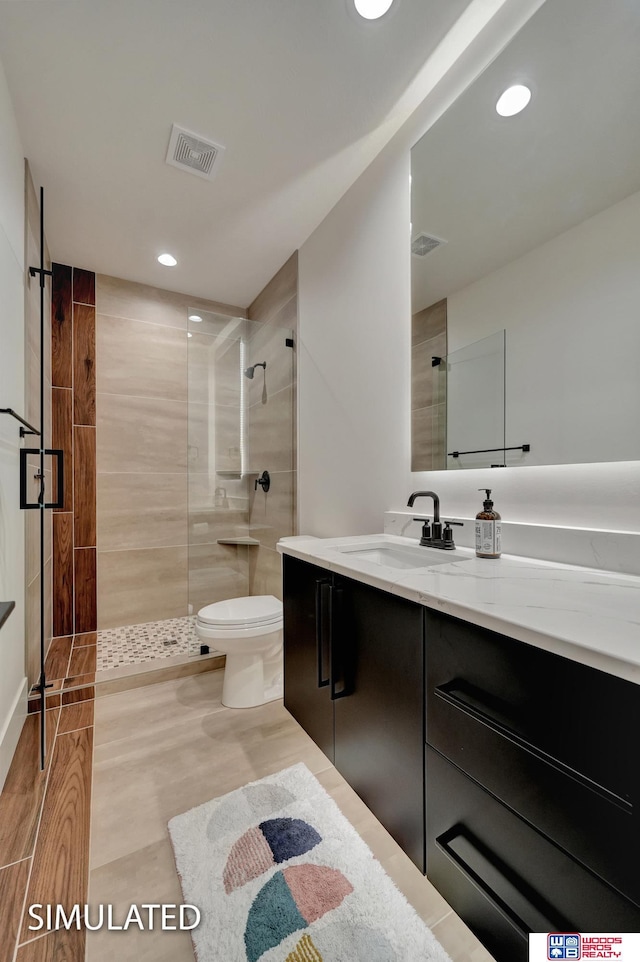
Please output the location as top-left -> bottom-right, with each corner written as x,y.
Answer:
411,0 -> 640,313
0,0 -> 473,309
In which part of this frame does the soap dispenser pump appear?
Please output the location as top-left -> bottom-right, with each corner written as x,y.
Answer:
475,489 -> 502,559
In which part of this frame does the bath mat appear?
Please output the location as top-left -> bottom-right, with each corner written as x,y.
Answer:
168,763 -> 452,962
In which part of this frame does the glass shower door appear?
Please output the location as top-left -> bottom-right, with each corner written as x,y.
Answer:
186,310 -> 294,652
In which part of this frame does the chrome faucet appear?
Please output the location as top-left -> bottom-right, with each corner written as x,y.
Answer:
406,490 -> 462,550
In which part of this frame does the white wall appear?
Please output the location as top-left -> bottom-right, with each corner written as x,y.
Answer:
298,0 -> 640,539
299,141 -> 411,536
0,55 -> 27,789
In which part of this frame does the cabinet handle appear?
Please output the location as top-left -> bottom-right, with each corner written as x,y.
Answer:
315,579 -> 331,688
435,824 -> 568,939
434,680 -> 632,814
330,586 -> 349,700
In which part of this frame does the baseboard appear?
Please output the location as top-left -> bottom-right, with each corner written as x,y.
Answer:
0,676 -> 27,793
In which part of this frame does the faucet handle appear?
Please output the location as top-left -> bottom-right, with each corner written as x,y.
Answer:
442,520 -> 463,547
413,517 -> 432,545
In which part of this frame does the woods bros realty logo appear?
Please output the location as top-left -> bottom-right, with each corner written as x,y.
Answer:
529,934 -> 640,961
548,934 -> 582,959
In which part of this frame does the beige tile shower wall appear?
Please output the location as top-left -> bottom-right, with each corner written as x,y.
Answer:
247,252 -> 298,600
188,324 -> 250,613
411,298 -> 447,472
95,275 -> 244,629
24,163 -> 52,688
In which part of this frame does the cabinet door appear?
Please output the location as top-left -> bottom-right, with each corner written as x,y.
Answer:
283,555 -> 334,761
333,578 -> 425,871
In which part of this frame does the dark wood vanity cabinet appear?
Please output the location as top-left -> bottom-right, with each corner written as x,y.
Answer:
283,552 -> 640,962
283,554 -> 425,871
425,609 -> 640,962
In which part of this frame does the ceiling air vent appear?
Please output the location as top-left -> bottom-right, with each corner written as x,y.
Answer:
165,124 -> 226,181
411,232 -> 446,257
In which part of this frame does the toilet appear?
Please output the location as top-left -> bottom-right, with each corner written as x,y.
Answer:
195,595 -> 283,709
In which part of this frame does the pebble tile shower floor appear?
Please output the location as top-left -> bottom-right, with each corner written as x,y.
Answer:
96,617 -> 203,671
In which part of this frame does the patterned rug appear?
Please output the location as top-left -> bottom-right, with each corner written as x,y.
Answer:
168,763 -> 452,962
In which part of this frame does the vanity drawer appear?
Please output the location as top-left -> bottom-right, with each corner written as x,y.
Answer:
426,747 -> 640,962
426,609 -> 640,904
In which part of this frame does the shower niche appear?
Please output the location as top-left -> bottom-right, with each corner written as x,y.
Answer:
187,310 -> 295,633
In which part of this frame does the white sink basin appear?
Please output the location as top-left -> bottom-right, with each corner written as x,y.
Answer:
335,541 -> 462,569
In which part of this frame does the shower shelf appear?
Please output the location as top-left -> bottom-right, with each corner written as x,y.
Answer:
0,601 -> 16,630
216,538 -> 260,546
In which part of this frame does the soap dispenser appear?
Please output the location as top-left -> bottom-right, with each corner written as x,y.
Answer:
475,489 -> 501,559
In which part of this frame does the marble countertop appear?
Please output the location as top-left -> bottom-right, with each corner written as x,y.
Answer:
277,534 -> 640,685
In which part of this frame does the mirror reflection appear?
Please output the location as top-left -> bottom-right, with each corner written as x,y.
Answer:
444,330 -> 507,469
411,0 -> 640,470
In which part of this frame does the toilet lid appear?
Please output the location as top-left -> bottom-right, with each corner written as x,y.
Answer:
197,595 -> 283,628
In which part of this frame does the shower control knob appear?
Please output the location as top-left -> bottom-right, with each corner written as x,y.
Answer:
255,470 -> 271,493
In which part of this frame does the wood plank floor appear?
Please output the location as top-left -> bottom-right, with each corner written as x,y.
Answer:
16,928 -> 85,962
0,693 -> 94,962
86,672 -> 495,962
0,710 -> 58,867
20,727 -> 93,943
4,667 -> 493,962
0,859 -> 30,962
29,632 -> 98,715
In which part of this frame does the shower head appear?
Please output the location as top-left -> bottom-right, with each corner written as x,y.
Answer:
244,361 -> 266,379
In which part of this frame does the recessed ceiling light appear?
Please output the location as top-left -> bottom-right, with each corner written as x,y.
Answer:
496,84 -> 532,117
187,332 -> 193,338
158,252 -> 177,267
188,314 -> 203,322
354,0 -> 395,20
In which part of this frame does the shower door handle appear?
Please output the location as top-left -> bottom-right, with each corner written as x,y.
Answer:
20,448 -> 64,510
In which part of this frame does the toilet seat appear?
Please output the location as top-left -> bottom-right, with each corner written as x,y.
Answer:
197,595 -> 282,630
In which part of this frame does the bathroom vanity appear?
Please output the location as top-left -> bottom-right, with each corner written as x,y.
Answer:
279,535 -> 640,962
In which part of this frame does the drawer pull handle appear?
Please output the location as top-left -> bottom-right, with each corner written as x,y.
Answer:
330,586 -> 350,700
434,681 -> 632,814
435,825 -> 569,939
315,580 -> 331,688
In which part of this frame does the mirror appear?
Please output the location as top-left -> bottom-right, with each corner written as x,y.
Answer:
444,330 -> 507,469
411,0 -> 640,469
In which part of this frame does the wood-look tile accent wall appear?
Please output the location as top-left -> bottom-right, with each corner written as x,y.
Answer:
51,264 -> 97,641
247,251 -> 298,600
52,264 -> 72,387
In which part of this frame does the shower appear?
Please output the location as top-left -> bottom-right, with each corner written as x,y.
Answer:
186,312 -> 293,637
243,361 -> 266,379
244,360 -> 268,404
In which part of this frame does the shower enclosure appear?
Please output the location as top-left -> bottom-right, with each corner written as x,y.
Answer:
187,309 -> 295,653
